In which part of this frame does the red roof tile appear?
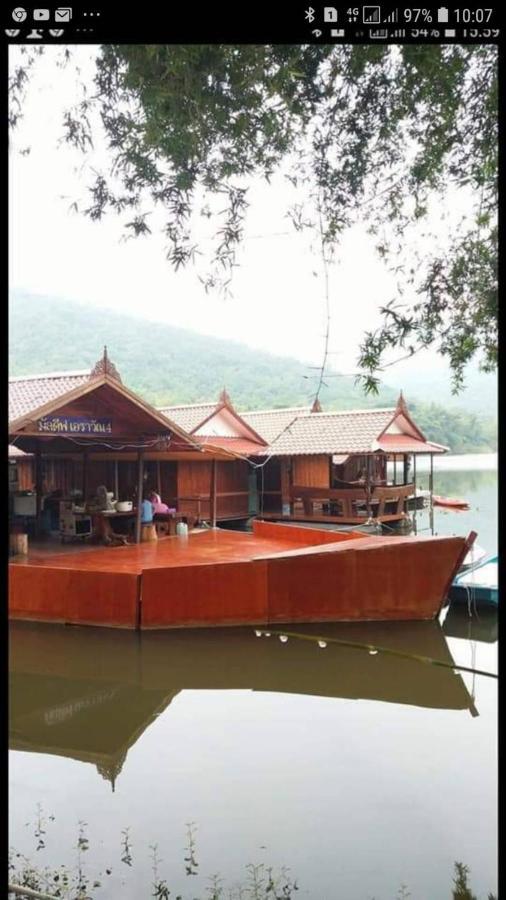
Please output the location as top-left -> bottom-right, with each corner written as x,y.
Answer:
199,437 -> 267,456
9,371 -> 90,423
258,409 -> 397,456
376,434 -> 448,454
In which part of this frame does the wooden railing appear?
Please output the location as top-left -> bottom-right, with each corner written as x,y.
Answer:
288,483 -> 415,523
174,492 -> 250,522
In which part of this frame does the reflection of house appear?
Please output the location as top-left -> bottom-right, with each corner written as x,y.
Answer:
9,619 -> 475,786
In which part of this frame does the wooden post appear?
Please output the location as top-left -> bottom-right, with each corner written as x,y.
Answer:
393,456 -> 397,486
429,452 -> 434,535
82,451 -> 88,502
157,461 -> 162,498
114,460 -> 119,501
135,451 -> 144,544
35,445 -> 42,537
210,459 -> 217,527
403,453 -> 409,485
365,455 -> 372,521
280,459 -> 290,516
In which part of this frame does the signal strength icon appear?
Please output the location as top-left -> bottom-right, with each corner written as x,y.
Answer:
385,9 -> 398,22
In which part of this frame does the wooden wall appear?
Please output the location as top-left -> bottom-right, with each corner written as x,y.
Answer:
292,455 -> 330,488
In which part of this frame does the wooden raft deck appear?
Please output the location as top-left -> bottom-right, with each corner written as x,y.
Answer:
9,521 -> 467,629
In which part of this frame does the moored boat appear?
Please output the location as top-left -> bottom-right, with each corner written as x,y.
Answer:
449,554 -> 498,609
9,521 -> 476,629
433,495 -> 470,510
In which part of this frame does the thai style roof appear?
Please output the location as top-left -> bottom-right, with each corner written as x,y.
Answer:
199,437 -> 268,457
9,371 -> 90,423
9,351 -> 200,451
158,403 -> 217,433
259,408 -> 398,456
241,407 -> 311,444
375,434 -> 448,454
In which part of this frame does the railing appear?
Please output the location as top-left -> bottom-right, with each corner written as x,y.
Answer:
288,483 -> 415,522
174,492 -> 250,522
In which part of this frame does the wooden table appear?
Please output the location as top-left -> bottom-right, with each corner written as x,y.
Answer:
91,510 -> 138,544
153,512 -> 197,536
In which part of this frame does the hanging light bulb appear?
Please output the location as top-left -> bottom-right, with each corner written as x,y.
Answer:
368,649 -> 378,655
318,640 -> 327,649
254,630 -> 262,638
264,632 -> 271,638
279,634 -> 289,643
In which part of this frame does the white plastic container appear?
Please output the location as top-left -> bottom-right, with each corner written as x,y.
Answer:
176,522 -> 188,537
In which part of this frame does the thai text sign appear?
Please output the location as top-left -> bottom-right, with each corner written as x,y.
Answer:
37,416 -> 113,435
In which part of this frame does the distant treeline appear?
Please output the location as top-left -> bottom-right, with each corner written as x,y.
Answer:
9,293 -> 497,454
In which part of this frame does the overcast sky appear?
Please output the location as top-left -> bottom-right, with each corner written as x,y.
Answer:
9,46 -> 493,398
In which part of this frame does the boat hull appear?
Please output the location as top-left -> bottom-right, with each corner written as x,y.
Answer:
9,521 -> 469,629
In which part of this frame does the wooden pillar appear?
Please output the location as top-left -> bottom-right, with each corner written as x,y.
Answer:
82,451 -> 89,501
35,445 -> 43,537
157,461 -> 162,497
413,455 -> 417,496
210,459 -> 217,528
280,459 -> 290,516
393,456 -> 397,486
135,451 -> 144,544
429,453 -> 434,535
365,455 -> 372,521
403,454 -> 409,485
114,460 -> 119,501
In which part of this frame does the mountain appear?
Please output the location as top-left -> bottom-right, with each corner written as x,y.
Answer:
8,291 -> 497,453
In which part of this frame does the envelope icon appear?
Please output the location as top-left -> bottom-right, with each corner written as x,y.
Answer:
55,7 -> 72,21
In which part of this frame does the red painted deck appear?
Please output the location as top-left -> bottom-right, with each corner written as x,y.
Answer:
9,521 -> 467,629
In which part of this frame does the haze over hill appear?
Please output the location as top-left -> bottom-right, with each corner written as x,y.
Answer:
8,292 -> 497,453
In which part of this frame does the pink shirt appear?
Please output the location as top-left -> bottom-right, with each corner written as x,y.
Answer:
150,493 -> 171,515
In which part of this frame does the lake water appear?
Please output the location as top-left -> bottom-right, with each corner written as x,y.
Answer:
9,459 -> 498,899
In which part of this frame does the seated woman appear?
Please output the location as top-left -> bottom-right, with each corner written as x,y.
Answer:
149,491 -> 176,516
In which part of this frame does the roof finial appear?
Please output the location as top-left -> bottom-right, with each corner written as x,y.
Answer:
396,390 -> 408,413
311,397 -> 322,413
89,347 -> 122,383
219,387 -> 232,406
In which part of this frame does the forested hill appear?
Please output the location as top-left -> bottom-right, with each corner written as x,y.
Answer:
9,292 -> 497,453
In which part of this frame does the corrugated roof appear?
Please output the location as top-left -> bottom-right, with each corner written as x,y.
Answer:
158,403 -> 217,433
261,408 -> 397,456
9,371 -> 90,423
242,407 -> 310,444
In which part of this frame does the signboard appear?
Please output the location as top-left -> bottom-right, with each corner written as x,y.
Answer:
37,416 -> 113,435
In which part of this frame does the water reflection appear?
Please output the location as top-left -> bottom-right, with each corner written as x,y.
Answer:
443,605 -> 498,644
10,620 -> 477,788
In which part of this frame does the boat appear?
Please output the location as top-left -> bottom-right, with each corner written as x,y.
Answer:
459,543 -> 488,570
9,521 -> 476,629
433,495 -> 470,510
449,554 -> 498,608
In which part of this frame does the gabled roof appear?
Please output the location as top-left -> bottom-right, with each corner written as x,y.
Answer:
9,351 -> 200,451
376,434 -> 448,454
241,407 -> 311,444
258,408 -> 398,456
160,391 -> 267,448
9,371 -> 91,423
158,402 -> 217,433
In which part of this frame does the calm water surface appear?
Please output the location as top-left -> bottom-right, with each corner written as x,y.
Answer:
9,461 -> 497,899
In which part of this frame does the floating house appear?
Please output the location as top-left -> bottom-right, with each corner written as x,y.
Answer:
245,394 -> 448,526
8,352 -> 471,630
